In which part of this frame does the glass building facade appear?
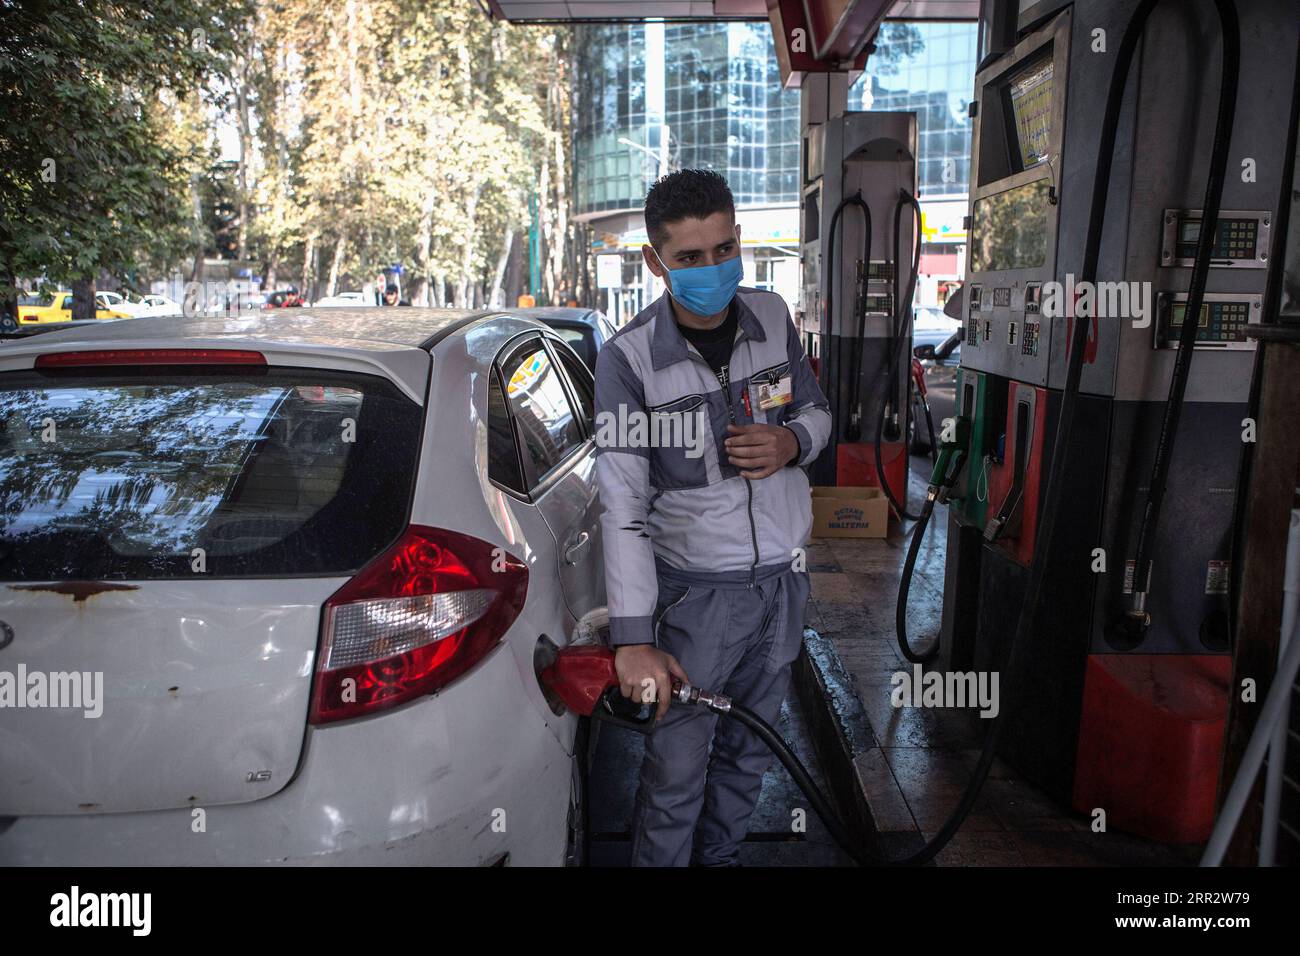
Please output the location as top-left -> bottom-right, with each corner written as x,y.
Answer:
571,19 -> 978,320
573,21 -> 800,216
849,20 -> 979,200
573,20 -> 802,323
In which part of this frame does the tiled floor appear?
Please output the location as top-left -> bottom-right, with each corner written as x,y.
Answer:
805,462 -> 1201,866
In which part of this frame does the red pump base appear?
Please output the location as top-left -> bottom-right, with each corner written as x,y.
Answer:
1071,654 -> 1232,843
836,440 -> 907,514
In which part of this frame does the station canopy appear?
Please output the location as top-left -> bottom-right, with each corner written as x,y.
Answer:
485,1 -> 979,86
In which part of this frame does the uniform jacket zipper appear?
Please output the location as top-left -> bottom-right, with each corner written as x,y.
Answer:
711,350 -> 761,589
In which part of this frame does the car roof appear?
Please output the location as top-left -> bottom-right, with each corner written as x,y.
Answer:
0,308 -> 558,402
513,306 -> 601,325
4,307 -> 490,351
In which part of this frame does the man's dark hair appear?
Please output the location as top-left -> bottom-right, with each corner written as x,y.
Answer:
644,168 -> 735,249
384,284 -> 399,295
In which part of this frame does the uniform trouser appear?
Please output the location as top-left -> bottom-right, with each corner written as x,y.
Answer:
629,562 -> 810,867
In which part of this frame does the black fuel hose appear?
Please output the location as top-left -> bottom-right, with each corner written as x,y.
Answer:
725,701 -> 870,866
1113,0 -> 1240,647
896,491 -> 941,664
923,398 -> 938,463
824,193 -> 872,442
874,189 -> 924,520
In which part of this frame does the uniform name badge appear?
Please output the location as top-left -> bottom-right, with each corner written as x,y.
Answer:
757,375 -> 793,410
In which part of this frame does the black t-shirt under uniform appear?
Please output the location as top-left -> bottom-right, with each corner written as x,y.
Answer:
677,300 -> 739,389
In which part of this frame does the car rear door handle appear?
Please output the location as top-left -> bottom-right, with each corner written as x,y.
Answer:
564,531 -> 591,565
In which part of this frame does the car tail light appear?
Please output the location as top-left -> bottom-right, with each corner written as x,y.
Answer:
35,349 -> 267,368
309,526 -> 528,725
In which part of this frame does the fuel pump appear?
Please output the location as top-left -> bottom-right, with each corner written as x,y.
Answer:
801,111 -> 919,513
936,0 -> 1294,844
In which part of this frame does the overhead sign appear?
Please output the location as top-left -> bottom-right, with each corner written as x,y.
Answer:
921,201 -> 969,244
597,254 -> 623,289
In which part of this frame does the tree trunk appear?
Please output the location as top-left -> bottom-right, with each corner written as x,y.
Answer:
1,265 -> 17,330
417,187 -> 436,308
70,277 -> 96,321
345,0 -> 362,139
188,171 -> 205,285
504,230 -> 524,307
578,224 -> 593,306
490,226 -> 515,308
537,156 -> 551,304
301,232 -> 317,298
457,183 -> 481,309
236,39 -> 253,261
549,70 -> 569,305
326,238 -> 346,298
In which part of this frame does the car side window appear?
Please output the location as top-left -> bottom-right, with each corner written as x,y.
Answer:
548,338 -> 594,430
498,338 -> 585,490
487,370 -> 526,494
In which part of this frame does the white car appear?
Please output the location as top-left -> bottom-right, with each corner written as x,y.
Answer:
314,291 -> 372,308
136,294 -> 184,317
93,290 -> 146,317
0,307 -> 605,866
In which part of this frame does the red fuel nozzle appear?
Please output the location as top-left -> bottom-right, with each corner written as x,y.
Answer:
541,646 -> 719,733
539,645 -> 619,717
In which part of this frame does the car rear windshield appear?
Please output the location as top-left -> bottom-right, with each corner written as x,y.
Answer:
0,365 -> 423,580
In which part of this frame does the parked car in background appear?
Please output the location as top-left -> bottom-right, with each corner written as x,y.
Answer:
909,304 -> 962,454
94,290 -> 148,317
515,306 -> 616,372
314,291 -> 372,308
16,291 -> 131,324
136,294 -> 184,317
0,307 -> 604,866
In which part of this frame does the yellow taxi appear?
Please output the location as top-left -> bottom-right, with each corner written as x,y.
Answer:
18,291 -> 132,324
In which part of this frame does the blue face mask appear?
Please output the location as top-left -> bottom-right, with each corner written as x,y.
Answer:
655,250 -> 743,317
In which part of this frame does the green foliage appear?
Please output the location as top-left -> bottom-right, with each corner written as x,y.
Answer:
258,0 -> 569,303
0,0 -> 253,294
2,0 -> 575,308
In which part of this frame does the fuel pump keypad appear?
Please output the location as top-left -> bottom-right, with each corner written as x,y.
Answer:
1155,294 -> 1261,349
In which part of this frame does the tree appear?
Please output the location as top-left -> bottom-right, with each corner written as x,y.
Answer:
0,0 -> 252,320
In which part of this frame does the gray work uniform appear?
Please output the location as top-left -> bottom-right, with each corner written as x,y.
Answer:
593,287 -> 831,866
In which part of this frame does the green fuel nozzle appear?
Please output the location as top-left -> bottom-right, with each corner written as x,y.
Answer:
927,415 -> 971,504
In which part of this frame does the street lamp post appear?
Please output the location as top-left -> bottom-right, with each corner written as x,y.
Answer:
618,125 -> 672,175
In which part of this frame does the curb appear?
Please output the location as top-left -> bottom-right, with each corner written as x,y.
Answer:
792,627 -> 926,861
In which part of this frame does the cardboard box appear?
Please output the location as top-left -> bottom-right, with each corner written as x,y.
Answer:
811,486 -> 890,538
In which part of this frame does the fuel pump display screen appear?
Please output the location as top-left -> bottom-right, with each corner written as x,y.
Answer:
1007,54 -> 1054,170
1174,215 -> 1259,260
1160,209 -> 1270,268
969,180 -> 1051,272
1169,303 -> 1210,329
